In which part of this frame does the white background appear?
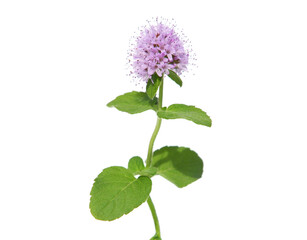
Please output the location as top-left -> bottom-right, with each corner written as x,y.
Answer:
1,0 -> 307,239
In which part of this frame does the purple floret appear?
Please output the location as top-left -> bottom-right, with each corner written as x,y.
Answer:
131,21 -> 189,82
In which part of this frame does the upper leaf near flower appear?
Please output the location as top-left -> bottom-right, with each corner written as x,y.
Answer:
146,73 -> 162,99
107,91 -> 158,114
167,70 -> 183,87
157,104 -> 212,127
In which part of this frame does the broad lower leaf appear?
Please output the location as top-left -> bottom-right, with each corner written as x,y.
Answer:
152,146 -> 203,188
107,91 -> 158,114
168,70 -> 183,87
90,166 -> 152,221
128,156 -> 145,174
146,74 -> 162,99
157,104 -> 212,127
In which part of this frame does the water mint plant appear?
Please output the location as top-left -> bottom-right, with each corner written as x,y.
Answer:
89,19 -> 212,240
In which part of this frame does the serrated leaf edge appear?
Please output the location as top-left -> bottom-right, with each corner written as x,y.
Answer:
90,167 -> 152,221
152,146 -> 204,188
157,104 -> 212,127
168,70 -> 183,87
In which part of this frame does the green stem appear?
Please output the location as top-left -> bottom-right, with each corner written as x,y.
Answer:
145,77 -> 164,239
147,196 -> 161,239
145,78 -> 164,167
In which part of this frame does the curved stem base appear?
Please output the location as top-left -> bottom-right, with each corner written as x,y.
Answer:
150,234 -> 162,240
147,196 -> 161,239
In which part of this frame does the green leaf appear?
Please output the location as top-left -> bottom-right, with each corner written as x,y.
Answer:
128,156 -> 145,174
168,70 -> 183,87
128,157 -> 157,177
146,73 -> 162,99
157,104 -> 212,127
138,167 -> 157,177
152,146 -> 203,188
90,166 -> 152,221
107,91 -> 158,114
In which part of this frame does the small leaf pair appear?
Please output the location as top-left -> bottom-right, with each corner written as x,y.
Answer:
146,70 -> 182,99
128,156 -> 157,177
146,73 -> 162,99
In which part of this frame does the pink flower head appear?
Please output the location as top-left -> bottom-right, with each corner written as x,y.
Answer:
129,19 -> 190,82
